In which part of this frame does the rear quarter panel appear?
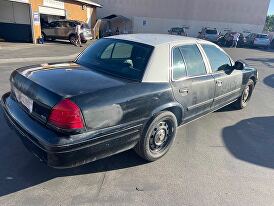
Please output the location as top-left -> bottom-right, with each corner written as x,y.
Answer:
71,83 -> 178,131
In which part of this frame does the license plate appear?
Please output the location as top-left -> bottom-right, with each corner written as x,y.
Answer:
13,87 -> 33,113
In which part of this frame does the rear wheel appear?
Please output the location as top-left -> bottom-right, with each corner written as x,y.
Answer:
69,35 -> 77,45
134,111 -> 177,162
234,79 -> 254,109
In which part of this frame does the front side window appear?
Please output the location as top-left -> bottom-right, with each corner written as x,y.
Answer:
202,44 -> 231,72
172,47 -> 187,80
179,45 -> 207,77
76,38 -> 154,81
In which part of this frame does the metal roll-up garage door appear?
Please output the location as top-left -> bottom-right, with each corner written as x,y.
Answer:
0,0 -> 32,42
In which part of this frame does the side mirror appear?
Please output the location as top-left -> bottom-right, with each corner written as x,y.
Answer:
234,60 -> 245,70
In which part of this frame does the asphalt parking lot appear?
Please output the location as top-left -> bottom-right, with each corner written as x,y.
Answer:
0,43 -> 274,206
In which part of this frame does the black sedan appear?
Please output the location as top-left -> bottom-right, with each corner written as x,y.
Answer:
1,34 -> 258,168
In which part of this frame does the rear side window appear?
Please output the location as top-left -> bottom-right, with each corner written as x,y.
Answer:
112,42 -> 133,59
179,45 -> 207,77
60,21 -> 69,27
172,47 -> 187,80
202,44 -> 231,72
49,22 -> 59,27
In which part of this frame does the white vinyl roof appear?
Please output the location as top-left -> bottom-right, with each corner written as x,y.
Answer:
107,34 -> 200,47
106,34 -> 217,83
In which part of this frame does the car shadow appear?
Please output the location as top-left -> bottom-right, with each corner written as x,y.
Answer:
0,108 -> 147,197
245,58 -> 274,69
246,47 -> 274,53
263,74 -> 274,88
44,39 -> 73,45
223,116 -> 274,169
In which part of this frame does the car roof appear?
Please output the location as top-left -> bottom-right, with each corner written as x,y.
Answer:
106,34 -> 199,47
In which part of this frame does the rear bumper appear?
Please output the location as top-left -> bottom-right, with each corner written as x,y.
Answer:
1,93 -> 142,168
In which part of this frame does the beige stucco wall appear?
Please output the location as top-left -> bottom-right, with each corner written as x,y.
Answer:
96,0 -> 270,35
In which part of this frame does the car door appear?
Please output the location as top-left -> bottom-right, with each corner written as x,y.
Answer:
44,21 -> 58,37
170,44 -> 215,122
54,21 -> 67,38
56,21 -> 69,38
246,33 -> 254,45
200,44 -> 243,109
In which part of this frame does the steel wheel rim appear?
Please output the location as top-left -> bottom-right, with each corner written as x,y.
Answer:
149,120 -> 174,153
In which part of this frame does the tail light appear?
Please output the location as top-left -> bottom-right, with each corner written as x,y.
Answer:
48,99 -> 84,130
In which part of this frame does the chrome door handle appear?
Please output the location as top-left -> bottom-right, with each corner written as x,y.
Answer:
216,80 -> 223,87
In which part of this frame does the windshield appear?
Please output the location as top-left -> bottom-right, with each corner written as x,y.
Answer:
76,38 -> 154,81
206,29 -> 218,35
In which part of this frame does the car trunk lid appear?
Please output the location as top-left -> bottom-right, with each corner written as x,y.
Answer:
10,62 -> 126,124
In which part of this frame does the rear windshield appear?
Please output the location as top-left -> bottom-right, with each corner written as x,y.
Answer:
256,34 -> 268,39
76,38 -> 154,81
206,29 -> 218,35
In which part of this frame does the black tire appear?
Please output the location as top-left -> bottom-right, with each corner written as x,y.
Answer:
81,40 -> 87,44
69,35 -> 77,45
134,111 -> 177,162
233,79 -> 254,109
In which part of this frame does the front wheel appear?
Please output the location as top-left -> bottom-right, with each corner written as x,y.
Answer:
134,111 -> 177,162
234,79 -> 254,109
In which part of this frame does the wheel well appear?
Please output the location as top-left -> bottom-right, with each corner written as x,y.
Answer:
164,106 -> 183,125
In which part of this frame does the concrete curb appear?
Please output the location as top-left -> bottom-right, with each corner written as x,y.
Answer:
0,54 -> 78,64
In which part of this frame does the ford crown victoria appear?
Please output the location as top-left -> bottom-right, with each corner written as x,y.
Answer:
1,34 -> 258,168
